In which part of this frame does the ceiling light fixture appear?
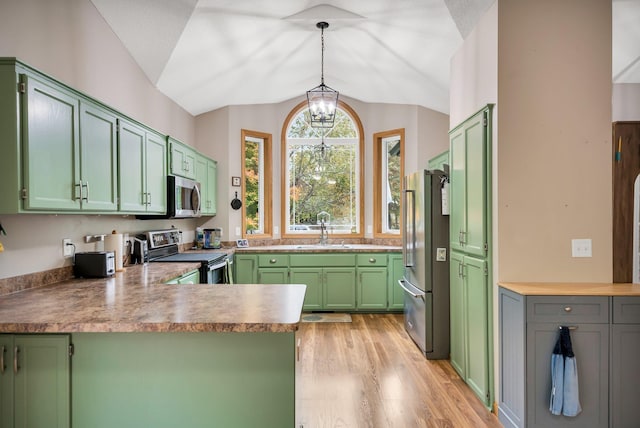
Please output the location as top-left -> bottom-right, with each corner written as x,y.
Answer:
307,21 -> 339,128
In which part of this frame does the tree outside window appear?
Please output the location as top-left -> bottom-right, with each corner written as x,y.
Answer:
282,102 -> 363,237
242,130 -> 272,238
374,129 -> 404,237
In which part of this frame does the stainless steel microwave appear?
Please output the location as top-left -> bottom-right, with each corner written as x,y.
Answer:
138,175 -> 201,219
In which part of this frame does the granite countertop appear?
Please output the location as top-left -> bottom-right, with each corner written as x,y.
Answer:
499,282 -> 640,296
234,244 -> 402,253
0,263 -> 306,334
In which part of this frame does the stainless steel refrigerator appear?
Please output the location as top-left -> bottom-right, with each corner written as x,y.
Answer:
399,169 -> 450,359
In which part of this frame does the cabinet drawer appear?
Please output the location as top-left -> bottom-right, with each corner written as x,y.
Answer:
357,254 -> 387,267
526,296 -> 609,324
290,254 -> 356,267
613,297 -> 640,324
258,254 -> 289,267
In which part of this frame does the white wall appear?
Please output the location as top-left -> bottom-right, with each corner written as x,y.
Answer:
0,0 -> 198,279
613,83 -> 640,121
194,96 -> 450,242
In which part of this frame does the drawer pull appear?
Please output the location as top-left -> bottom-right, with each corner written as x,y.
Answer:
559,325 -> 578,330
369,258 -> 376,263
0,345 -> 4,374
564,307 -> 572,313
269,258 -> 277,264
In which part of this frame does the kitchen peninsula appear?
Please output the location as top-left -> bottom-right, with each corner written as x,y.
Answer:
0,263 -> 306,428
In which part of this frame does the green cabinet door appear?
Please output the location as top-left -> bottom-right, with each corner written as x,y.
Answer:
22,73 -> 81,211
324,268 -> 356,310
195,155 -> 218,216
257,268 -> 289,284
449,107 -> 489,258
145,131 -> 167,214
205,159 -> 217,215
388,254 -> 404,310
169,137 -> 196,179
118,120 -> 166,214
0,335 -> 71,428
118,119 -> 146,212
449,251 -> 465,378
0,335 -> 14,428
79,101 -> 118,212
357,267 -> 388,309
290,268 -> 323,311
166,270 -> 200,284
464,255 -> 489,405
234,255 -> 257,284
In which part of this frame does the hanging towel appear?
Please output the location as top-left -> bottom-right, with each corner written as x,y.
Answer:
224,258 -> 234,285
549,327 -> 582,417
549,333 -> 564,415
561,327 -> 582,417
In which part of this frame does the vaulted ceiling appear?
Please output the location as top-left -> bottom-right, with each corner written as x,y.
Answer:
90,0 -> 640,117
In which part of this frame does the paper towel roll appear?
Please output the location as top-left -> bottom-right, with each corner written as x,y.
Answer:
105,233 -> 124,271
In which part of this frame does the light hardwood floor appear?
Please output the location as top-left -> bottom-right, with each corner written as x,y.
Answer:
295,313 -> 502,428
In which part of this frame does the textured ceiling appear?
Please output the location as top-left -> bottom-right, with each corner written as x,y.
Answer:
90,0 -> 640,116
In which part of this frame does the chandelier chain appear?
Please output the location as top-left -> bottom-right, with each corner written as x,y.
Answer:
320,26 -> 325,85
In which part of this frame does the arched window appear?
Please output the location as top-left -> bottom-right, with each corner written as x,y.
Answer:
281,101 -> 364,238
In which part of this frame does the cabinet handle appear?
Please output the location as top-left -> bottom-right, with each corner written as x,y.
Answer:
75,182 -> 82,201
369,258 -> 376,263
296,338 -> 301,362
13,346 -> 19,374
269,259 -> 277,264
82,181 -> 89,202
564,306 -> 572,313
0,345 -> 5,374
458,262 -> 464,278
458,230 -> 463,245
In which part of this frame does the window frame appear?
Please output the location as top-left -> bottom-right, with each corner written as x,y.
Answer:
373,128 -> 405,238
280,100 -> 364,239
241,129 -> 272,239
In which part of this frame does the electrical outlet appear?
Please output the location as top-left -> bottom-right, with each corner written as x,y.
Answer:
62,238 -> 73,257
571,239 -> 592,258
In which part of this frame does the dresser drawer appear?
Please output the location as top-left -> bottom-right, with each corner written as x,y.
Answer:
356,254 -> 387,267
612,297 -> 640,324
526,296 -> 609,324
258,254 -> 289,268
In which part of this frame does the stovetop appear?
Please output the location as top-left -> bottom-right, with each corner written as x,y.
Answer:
153,252 -> 227,264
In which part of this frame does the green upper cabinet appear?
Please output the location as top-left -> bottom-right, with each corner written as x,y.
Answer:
428,150 -> 449,171
21,73 -> 81,211
449,106 -> 491,257
169,137 -> 196,179
118,119 -> 166,214
196,154 -> 217,216
79,101 -> 118,212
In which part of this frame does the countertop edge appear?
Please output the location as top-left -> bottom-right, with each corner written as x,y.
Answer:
0,322 -> 300,334
498,282 -> 640,296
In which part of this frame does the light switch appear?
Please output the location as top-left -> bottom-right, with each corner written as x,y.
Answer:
571,239 -> 592,258
235,226 -> 241,236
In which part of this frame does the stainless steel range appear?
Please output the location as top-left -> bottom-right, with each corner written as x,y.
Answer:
145,229 -> 230,284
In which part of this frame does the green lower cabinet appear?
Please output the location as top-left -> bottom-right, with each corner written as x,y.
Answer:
324,268 -> 356,310
290,268 -> 323,311
234,255 -> 257,284
71,332 -> 295,428
165,269 -> 200,284
357,267 -> 388,310
257,268 -> 289,284
0,334 -> 70,428
388,255 -> 404,310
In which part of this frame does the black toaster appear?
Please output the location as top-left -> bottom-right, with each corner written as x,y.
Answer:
74,251 -> 116,278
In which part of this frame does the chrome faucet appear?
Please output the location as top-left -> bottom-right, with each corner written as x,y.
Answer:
319,219 -> 328,246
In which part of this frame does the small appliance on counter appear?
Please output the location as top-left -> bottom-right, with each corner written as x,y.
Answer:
74,251 -> 115,278
203,228 -> 222,249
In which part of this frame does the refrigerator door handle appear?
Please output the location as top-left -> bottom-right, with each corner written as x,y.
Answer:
398,279 -> 424,301
403,188 -> 416,267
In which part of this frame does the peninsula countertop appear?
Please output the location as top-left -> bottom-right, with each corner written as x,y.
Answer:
498,281 -> 640,296
0,263 -> 306,334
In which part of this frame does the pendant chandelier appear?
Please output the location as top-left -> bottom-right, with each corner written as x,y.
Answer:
307,21 -> 339,128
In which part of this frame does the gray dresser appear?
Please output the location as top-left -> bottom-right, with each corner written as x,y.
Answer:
498,284 -> 640,428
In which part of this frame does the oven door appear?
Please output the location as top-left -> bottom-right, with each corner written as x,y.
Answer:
204,258 -> 232,284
